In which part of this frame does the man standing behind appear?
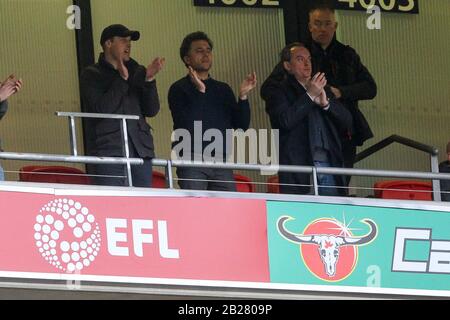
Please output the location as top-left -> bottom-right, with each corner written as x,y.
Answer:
308,2 -> 377,174
81,24 -> 164,187
262,2 -> 377,189
264,43 -> 352,196
0,74 -> 23,181
168,31 -> 257,191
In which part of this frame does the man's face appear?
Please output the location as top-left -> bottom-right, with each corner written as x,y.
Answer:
184,40 -> 213,72
107,36 -> 132,62
283,46 -> 312,82
309,9 -> 338,48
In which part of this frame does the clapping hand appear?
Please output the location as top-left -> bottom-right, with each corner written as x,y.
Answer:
239,72 -> 257,100
146,57 -> 165,81
314,90 -> 330,108
0,75 -> 22,102
306,72 -> 327,98
117,54 -> 129,80
188,66 -> 206,93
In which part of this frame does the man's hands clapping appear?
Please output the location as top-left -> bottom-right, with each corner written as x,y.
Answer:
146,57 -> 165,81
0,75 -> 23,102
239,72 -> 257,100
306,72 -> 329,109
188,66 -> 206,93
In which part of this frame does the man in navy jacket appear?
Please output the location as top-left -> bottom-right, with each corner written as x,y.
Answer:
262,3 -> 377,188
264,43 -> 352,196
168,31 -> 257,191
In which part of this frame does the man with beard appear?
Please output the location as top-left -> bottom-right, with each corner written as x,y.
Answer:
168,31 -> 257,191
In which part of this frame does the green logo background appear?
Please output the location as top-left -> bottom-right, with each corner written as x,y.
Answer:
267,201 -> 450,291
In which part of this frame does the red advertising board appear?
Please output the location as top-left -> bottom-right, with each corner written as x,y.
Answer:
0,192 -> 269,283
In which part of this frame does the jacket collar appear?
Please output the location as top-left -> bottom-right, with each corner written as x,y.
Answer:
98,52 -> 139,71
311,38 -> 338,56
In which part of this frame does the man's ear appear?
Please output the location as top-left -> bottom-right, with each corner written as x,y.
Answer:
334,21 -> 338,31
104,39 -> 113,49
308,22 -> 313,32
283,61 -> 291,73
183,56 -> 190,67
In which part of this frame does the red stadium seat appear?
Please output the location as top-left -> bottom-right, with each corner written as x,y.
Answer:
152,171 -> 167,188
234,174 -> 255,192
374,180 -> 432,201
267,176 -> 280,193
19,165 -> 91,185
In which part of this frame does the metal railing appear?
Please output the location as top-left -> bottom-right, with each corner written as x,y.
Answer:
0,112 -> 449,201
355,134 -> 441,200
56,112 -> 143,187
1,152 -> 450,201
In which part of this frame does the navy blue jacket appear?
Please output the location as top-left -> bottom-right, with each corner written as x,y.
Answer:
261,39 -> 377,147
440,161 -> 450,201
264,74 -> 353,194
168,76 -> 250,159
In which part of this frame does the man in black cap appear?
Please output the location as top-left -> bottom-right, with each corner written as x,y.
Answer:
80,24 -> 165,187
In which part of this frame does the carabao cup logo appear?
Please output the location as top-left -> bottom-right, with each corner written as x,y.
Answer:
34,199 -> 101,273
278,216 -> 377,282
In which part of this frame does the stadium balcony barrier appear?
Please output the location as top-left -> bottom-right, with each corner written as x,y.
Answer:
0,112 -> 448,201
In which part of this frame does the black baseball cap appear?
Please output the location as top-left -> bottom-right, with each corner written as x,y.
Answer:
100,24 -> 140,45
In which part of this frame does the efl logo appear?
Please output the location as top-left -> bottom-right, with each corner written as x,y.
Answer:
34,199 -> 101,273
278,216 -> 377,282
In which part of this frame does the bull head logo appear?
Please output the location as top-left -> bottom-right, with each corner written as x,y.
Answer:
277,216 -> 377,278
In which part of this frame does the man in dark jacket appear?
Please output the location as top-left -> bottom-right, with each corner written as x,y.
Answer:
261,2 -> 377,187
439,142 -> 450,202
81,24 -> 164,187
168,31 -> 257,191
264,43 -> 352,196
0,74 -> 22,181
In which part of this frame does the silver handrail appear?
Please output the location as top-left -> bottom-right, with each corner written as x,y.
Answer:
355,134 -> 442,201
0,152 -> 142,165
155,159 -> 450,200
1,152 -> 449,200
56,111 -> 141,186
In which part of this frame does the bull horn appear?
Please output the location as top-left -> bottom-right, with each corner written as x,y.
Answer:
277,216 -> 315,244
343,219 -> 377,245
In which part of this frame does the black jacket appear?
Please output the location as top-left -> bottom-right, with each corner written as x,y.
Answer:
440,161 -> 450,201
0,100 -> 7,151
265,74 -> 353,194
80,54 -> 160,158
261,39 -> 377,147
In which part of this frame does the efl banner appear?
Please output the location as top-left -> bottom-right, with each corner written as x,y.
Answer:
0,192 -> 269,283
267,201 -> 450,293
